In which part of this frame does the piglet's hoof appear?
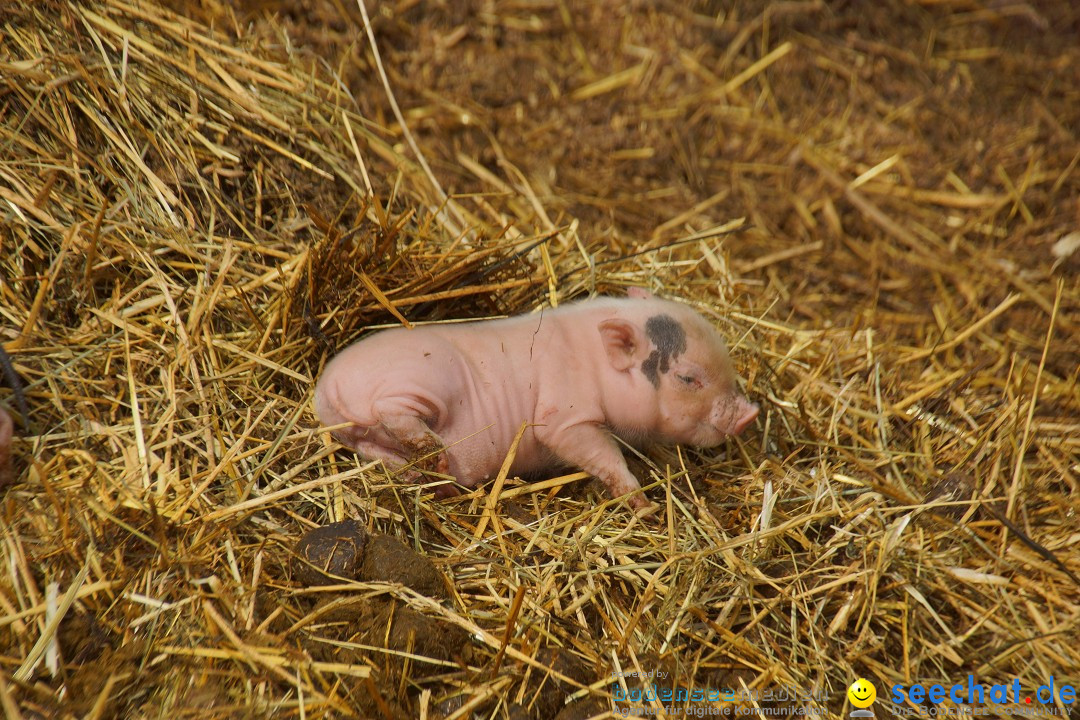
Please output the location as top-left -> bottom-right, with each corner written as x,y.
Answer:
402,433 -> 448,474
433,479 -> 467,499
293,519 -> 368,586
433,483 -> 459,499
618,488 -> 657,514
633,499 -> 662,520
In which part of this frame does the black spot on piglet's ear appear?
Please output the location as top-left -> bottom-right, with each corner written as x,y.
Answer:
641,314 -> 687,387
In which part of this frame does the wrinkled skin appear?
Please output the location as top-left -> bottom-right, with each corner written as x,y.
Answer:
315,289 -> 759,509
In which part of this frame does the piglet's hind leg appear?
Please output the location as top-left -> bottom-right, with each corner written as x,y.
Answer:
348,436 -> 458,498
376,412 -> 451,477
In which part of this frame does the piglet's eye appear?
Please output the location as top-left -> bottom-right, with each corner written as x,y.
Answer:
678,374 -> 697,385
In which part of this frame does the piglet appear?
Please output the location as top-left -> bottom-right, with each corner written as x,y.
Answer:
314,289 -> 758,509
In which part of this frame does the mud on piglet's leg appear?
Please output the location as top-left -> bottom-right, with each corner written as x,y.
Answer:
375,409 -> 451,477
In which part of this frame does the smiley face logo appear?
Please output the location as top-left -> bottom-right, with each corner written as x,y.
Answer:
848,678 -> 876,708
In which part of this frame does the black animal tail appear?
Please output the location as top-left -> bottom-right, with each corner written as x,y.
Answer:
0,344 -> 29,430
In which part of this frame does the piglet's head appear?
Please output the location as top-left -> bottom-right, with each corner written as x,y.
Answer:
599,308 -> 758,447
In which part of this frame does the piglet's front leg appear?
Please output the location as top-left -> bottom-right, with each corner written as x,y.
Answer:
538,422 -> 652,510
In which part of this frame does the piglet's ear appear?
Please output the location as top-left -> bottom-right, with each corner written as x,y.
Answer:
598,319 -> 644,372
627,287 -> 652,300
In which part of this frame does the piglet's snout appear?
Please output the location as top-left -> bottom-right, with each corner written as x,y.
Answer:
732,401 -> 759,435
713,397 -> 759,436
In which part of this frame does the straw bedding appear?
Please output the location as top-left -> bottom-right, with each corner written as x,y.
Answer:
1,0 -> 1077,718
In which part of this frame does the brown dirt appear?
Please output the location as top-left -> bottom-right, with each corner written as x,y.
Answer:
293,518 -> 369,585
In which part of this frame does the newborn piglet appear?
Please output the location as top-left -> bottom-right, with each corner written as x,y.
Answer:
315,289 -> 758,509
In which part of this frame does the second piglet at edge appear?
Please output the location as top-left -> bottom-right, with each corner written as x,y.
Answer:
314,288 -> 759,509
